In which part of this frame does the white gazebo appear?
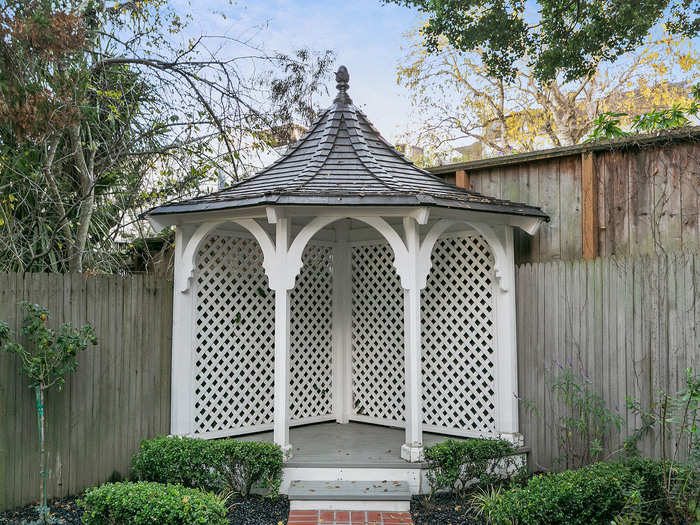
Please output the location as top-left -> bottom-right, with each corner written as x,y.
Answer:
147,66 -> 547,464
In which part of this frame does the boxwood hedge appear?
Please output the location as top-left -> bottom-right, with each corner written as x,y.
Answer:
131,435 -> 283,496
79,482 -> 227,525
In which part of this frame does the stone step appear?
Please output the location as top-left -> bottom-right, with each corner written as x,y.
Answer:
288,480 -> 411,511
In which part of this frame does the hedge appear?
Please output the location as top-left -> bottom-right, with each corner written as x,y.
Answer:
480,460 -> 669,525
131,435 -> 283,496
424,438 -> 521,496
79,482 -> 227,525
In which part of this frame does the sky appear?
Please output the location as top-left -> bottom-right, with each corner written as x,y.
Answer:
178,0 -> 422,143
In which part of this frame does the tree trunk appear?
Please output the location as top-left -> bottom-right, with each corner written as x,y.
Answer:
69,123 -> 97,273
35,386 -> 48,521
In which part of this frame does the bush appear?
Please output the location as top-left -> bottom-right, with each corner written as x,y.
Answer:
481,461 -> 644,525
131,435 -> 284,496
424,438 -> 522,496
216,440 -> 283,496
131,436 -> 221,492
79,482 -> 227,525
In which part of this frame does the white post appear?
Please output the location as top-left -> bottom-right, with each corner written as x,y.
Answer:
171,225 -> 196,436
332,220 -> 352,424
272,218 -> 293,459
493,225 -> 521,444
401,217 -> 424,462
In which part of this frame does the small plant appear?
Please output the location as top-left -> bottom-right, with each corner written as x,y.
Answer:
423,438 -> 523,497
625,369 -> 700,525
216,440 -> 283,497
0,302 -> 96,524
131,435 -> 221,492
79,482 -> 228,525
521,360 -> 623,469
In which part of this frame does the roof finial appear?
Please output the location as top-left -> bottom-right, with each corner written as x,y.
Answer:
334,65 -> 352,104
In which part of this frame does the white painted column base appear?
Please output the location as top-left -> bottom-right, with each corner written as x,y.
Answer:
498,432 -> 524,447
280,444 -> 294,461
400,443 -> 424,462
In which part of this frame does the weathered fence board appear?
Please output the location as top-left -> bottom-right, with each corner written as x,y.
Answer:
516,253 -> 699,471
0,274 -> 172,512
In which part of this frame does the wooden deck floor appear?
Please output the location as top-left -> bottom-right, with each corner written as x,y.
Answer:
236,421 -> 454,467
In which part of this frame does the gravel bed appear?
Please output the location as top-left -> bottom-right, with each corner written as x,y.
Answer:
410,493 -> 486,525
0,494 -> 290,525
0,496 -> 84,524
227,495 -> 289,525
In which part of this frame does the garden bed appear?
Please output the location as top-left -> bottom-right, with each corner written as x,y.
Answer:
0,495 -> 290,525
410,493 -> 485,525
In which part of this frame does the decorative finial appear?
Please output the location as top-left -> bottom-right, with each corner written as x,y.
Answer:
334,65 -> 352,104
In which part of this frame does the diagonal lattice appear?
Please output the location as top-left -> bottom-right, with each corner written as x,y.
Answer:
350,242 -> 406,424
193,234 -> 333,436
422,234 -> 496,435
290,244 -> 334,420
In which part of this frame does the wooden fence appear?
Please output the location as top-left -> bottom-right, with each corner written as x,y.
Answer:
0,274 -> 173,512
516,252 -> 699,471
431,132 -> 700,264
1,253 -> 698,509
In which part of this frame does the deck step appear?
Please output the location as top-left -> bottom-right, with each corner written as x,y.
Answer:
288,480 -> 411,511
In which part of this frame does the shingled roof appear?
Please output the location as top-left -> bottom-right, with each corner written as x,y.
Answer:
148,66 -> 547,220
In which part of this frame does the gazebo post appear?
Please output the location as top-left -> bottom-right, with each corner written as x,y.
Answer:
493,225 -> 521,444
401,216 -> 424,462
272,218 -> 293,459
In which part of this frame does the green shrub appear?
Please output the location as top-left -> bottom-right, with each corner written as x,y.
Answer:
131,435 -> 284,496
481,461 -> 641,525
216,440 -> 283,496
79,482 -> 227,525
131,435 -> 221,492
424,438 -> 521,496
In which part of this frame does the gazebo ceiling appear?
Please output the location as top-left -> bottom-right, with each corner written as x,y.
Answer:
148,66 -> 547,220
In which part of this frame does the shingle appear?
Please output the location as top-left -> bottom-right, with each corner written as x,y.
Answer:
148,68 -> 547,220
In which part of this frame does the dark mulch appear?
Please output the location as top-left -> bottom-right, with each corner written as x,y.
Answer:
410,493 -> 486,525
227,495 -> 289,525
0,496 -> 84,524
0,494 -> 290,525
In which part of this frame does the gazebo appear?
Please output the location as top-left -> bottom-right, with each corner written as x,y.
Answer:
146,66 -> 547,466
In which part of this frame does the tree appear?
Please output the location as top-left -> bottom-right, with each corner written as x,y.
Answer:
0,1 -> 333,273
0,303 -> 96,524
397,30 -> 699,160
384,0 -> 699,84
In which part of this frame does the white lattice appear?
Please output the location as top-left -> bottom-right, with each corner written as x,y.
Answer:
290,244 -> 334,421
422,234 -> 496,435
350,242 -> 405,424
193,235 -> 275,435
193,234 -> 334,436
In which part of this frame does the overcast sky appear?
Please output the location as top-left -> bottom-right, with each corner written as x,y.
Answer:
179,0 -> 422,143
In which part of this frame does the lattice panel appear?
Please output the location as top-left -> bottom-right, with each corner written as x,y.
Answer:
422,234 -> 496,435
290,244 -> 334,420
351,243 -> 405,423
193,234 -> 274,434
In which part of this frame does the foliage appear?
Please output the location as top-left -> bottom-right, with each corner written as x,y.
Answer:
0,0 -> 333,272
587,84 -> 700,140
131,435 -> 284,497
131,435 -> 221,492
520,360 -> 623,470
397,30 -> 699,160
384,0 -> 699,84
423,438 -> 523,497
0,302 -> 96,524
216,440 -> 283,497
623,369 -> 700,524
79,482 -> 228,525
479,461 -> 642,525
